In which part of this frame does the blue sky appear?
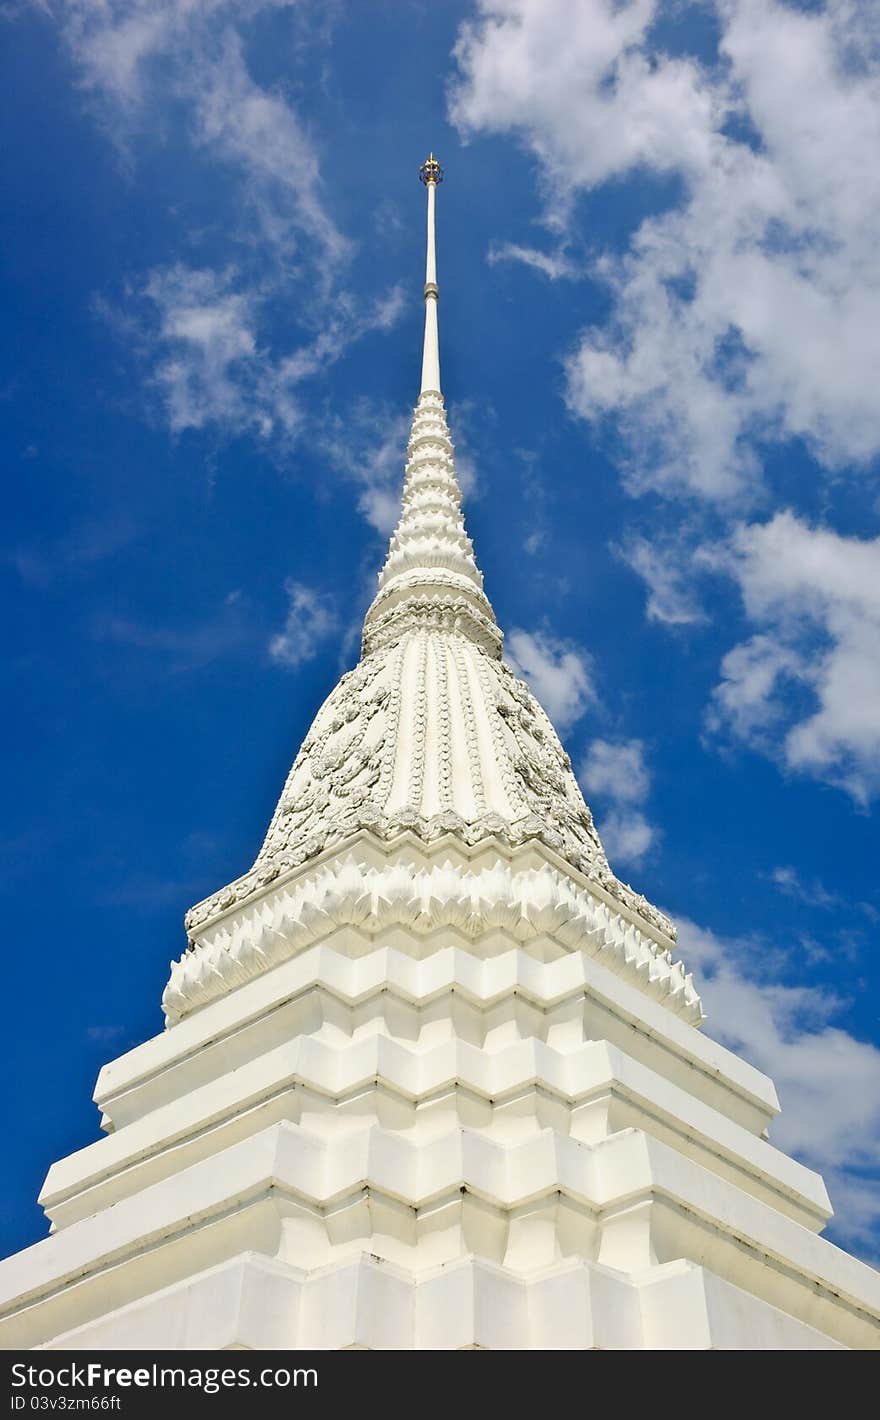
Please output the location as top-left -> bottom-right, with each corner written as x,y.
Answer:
2,0 -> 879,1264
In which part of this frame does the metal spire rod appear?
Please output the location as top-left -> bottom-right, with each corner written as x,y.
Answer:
418,153 -> 443,395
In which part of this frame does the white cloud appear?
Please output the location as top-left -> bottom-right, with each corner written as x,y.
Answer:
705,511 -> 880,804
579,737 -> 655,866
58,1 -> 343,275
317,388 -> 478,548
119,265 -> 404,443
62,1 -> 179,105
56,3 -> 405,467
597,808 -> 654,865
679,917 -> 880,1258
269,580 -> 338,669
451,0 -> 880,811
64,4 -> 337,252
451,0 -> 716,198
771,866 -> 838,911
579,737 -> 649,803
488,242 -> 578,281
505,627 -> 594,732
190,25 -> 349,268
770,866 -> 878,925
617,532 -> 707,625
452,0 -> 880,500
708,633 -> 806,742
145,266 -> 259,434
317,401 -> 410,536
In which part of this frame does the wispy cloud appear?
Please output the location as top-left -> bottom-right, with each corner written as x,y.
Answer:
7,515 -> 138,588
62,3 -> 346,271
317,400 -> 411,536
53,3 -> 405,463
85,1025 -> 126,1045
315,391 -> 479,539
144,265 -> 262,435
268,580 -> 338,669
97,874 -> 208,910
679,916 -> 880,1260
445,399 -> 481,500
505,626 -> 595,732
488,241 -> 578,281
616,531 -> 707,627
97,577 -> 340,676
94,590 -> 250,673
771,866 -> 839,911
131,266 -> 405,441
771,865 -> 879,924
189,24 -> 349,271
579,737 -> 655,867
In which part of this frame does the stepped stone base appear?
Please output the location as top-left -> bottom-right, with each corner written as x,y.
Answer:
28,1254 -> 845,1352
0,839 -> 877,1350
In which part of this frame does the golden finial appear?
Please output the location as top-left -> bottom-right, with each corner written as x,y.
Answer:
419,153 -> 443,186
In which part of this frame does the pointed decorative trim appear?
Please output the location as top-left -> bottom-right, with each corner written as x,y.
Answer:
169,848 -> 699,1026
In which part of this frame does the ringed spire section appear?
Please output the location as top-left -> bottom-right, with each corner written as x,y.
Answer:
362,156 -> 501,660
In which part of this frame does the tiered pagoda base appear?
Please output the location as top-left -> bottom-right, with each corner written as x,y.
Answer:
1,835 -> 877,1350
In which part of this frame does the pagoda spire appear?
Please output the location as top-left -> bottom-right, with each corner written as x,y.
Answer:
361,156 -> 502,660
419,153 -> 442,394
177,157 -> 674,976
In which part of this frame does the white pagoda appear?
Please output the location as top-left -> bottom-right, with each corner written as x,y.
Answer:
1,157 -> 878,1351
